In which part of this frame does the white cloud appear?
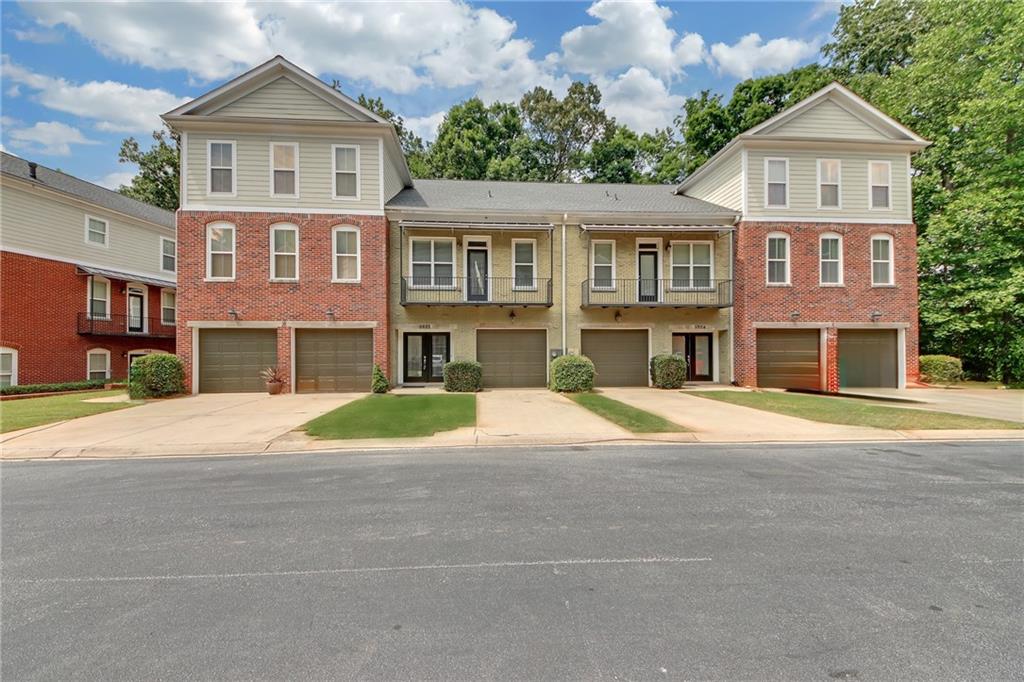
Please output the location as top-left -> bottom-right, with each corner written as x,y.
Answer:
11,27 -> 63,44
7,121 -> 99,156
594,67 -> 685,133
405,111 -> 447,143
95,170 -> 136,190
560,0 -> 705,77
708,33 -> 821,79
2,57 -> 187,132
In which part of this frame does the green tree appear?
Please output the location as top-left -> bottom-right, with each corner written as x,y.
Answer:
425,98 -> 524,180
823,0 -> 928,76
585,125 -> 682,184
357,94 -> 429,177
116,128 -> 179,211
518,82 -> 612,182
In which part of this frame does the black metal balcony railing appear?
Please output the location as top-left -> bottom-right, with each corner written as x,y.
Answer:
581,279 -> 733,308
401,276 -> 553,306
77,312 -> 176,338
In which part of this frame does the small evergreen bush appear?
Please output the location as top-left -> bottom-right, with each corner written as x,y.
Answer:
0,379 -> 108,396
443,360 -> 482,392
549,354 -> 596,392
650,354 -> 687,389
371,364 -> 390,393
919,355 -> 963,384
128,354 -> 185,399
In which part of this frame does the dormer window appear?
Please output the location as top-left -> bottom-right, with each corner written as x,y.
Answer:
765,158 -> 788,208
332,144 -> 359,200
208,141 -> 235,195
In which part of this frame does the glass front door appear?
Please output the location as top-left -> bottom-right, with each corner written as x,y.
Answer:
672,333 -> 713,381
467,245 -> 489,302
127,290 -> 145,332
638,246 -> 659,302
404,333 -> 450,383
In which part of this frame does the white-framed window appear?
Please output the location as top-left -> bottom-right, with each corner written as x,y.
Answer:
512,239 -> 537,290
87,276 -> 111,319
161,289 -> 176,325
764,157 -> 789,208
819,233 -> 843,286
591,240 -> 616,289
87,349 -> 110,381
0,347 -> 18,387
670,241 -> 714,289
270,142 -> 299,198
409,237 -> 455,288
332,226 -> 361,283
332,144 -> 360,200
160,237 -> 176,273
766,232 -> 790,285
869,160 -> 891,209
206,222 -> 236,280
208,140 -> 236,195
270,224 -> 299,281
818,159 -> 841,209
84,215 -> 108,246
871,234 -> 894,285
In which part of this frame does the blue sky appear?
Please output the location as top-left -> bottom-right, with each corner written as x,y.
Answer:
0,1 -> 840,188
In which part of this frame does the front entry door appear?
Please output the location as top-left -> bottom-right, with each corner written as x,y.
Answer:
127,289 -> 145,332
672,333 -> 713,381
638,245 -> 659,302
466,241 -> 489,302
404,333 -> 450,383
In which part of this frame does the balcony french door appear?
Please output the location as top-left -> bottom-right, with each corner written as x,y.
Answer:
638,245 -> 659,303
467,240 -> 489,302
127,288 -> 145,333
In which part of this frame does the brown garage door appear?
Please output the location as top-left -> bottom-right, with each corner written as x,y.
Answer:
756,329 -> 821,390
581,329 -> 649,387
199,329 -> 278,393
476,329 -> 547,388
839,329 -> 898,388
295,329 -> 373,393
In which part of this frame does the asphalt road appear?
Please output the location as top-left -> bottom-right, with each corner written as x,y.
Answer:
2,441 -> 1022,680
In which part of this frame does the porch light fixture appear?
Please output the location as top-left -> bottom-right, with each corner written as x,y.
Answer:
614,310 -> 622,322
508,310 -> 516,319
870,310 -> 883,321
228,308 -> 239,320
789,311 -> 800,320
326,309 -> 336,321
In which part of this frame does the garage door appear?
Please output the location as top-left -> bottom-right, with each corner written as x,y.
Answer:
476,329 -> 547,388
199,329 -> 278,393
295,329 -> 373,393
581,329 -> 649,387
756,329 -> 821,390
839,329 -> 898,388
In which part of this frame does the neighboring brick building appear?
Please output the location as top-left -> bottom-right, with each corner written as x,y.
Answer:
0,153 -> 177,387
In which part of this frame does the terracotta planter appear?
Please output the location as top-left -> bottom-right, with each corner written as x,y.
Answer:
266,381 -> 283,395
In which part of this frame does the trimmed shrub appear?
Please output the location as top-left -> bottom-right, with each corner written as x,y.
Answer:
650,354 -> 687,389
549,354 -> 596,392
371,364 -> 390,393
128,354 -> 185,399
443,360 -> 482,392
919,355 -> 963,384
0,379 -> 107,396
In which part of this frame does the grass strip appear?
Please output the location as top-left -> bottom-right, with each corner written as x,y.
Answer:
303,393 -> 476,440
568,392 -> 687,433
1,390 -> 133,434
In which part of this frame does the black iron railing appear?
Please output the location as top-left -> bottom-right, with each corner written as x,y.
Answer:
401,276 -> 553,306
581,278 -> 733,307
77,312 -> 176,338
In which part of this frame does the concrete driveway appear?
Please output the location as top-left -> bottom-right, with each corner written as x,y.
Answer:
842,387 -> 1023,423
0,393 -> 360,458
476,389 -> 630,442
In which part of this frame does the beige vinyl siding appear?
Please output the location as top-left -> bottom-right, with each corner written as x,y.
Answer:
0,178 -> 175,278
382,152 -> 406,202
765,100 -> 889,140
683,150 -> 742,210
746,149 -> 910,221
211,76 -> 357,121
186,132 -> 382,211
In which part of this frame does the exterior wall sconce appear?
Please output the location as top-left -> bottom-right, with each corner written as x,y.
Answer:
789,311 -> 800,320
508,310 -> 516,319
326,309 -> 335,321
228,309 -> 239,320
614,310 -> 622,322
870,310 -> 883,321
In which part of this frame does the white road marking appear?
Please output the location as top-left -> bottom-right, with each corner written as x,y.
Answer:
11,556 -> 712,584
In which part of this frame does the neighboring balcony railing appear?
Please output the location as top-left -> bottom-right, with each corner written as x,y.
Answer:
581,279 -> 733,308
401,276 -> 553,307
77,312 -> 176,338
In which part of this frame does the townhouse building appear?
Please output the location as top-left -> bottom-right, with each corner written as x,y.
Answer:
164,56 -> 926,395
0,152 -> 177,387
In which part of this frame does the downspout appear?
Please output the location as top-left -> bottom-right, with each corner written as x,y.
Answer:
729,219 -> 737,384
561,213 -> 567,353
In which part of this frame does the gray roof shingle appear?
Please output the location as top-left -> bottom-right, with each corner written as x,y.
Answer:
387,179 -> 737,217
1,152 -> 175,228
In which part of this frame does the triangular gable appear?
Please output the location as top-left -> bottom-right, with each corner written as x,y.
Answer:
210,75 -> 360,121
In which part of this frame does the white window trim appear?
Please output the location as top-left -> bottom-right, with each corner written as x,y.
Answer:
818,232 -> 844,287
160,288 -> 176,325
511,238 -> 538,291
764,157 -> 789,209
87,348 -> 111,381
870,233 -> 895,286
207,139 -> 237,197
205,221 -> 236,282
332,225 -> 361,283
84,214 -> 109,248
331,143 -> 361,201
590,239 -> 616,290
408,236 -> 456,289
817,159 -> 842,210
869,160 -> 892,210
160,236 -> 176,274
269,141 -> 300,199
766,232 -> 791,286
269,223 -> 300,282
669,240 -> 715,291
0,347 -> 18,387
86,275 -> 111,320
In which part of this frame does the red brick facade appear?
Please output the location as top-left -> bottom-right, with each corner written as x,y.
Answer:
0,251 -> 176,385
732,220 -> 919,389
175,211 -> 389,393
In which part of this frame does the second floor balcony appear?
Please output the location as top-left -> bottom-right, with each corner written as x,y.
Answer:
401,276 -> 553,307
77,313 -> 177,339
581,278 -> 733,308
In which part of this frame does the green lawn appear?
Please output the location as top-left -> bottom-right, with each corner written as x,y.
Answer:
568,392 -> 687,433
303,394 -> 477,440
692,390 -> 1023,430
0,390 -> 134,434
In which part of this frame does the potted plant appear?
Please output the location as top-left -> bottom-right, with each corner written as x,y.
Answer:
261,366 -> 285,395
